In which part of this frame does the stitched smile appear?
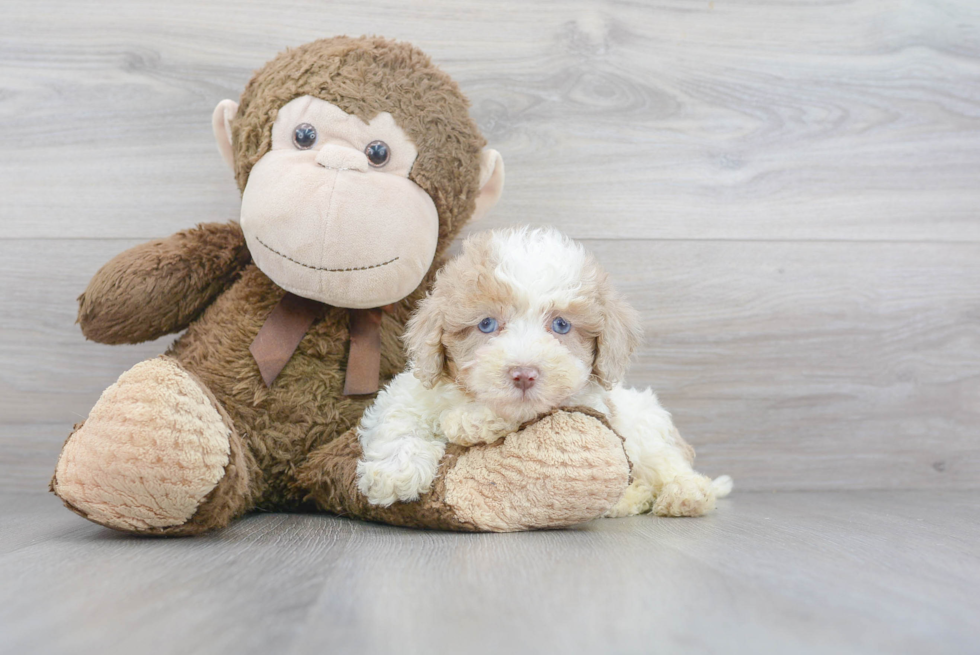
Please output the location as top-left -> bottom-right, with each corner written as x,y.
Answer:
255,236 -> 399,272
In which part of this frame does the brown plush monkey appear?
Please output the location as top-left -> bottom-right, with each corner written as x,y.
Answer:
50,36 -> 631,535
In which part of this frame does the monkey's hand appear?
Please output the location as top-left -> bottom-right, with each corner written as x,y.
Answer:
439,405 -> 521,447
78,222 -> 250,344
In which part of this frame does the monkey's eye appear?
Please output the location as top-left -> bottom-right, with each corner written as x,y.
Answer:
477,317 -> 498,334
292,123 -> 317,150
365,140 -> 390,167
551,317 -> 572,334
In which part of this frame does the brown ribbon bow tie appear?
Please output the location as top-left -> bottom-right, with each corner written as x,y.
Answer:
249,292 -> 385,395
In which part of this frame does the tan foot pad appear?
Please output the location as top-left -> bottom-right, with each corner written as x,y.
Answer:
444,410 -> 631,531
53,357 -> 231,532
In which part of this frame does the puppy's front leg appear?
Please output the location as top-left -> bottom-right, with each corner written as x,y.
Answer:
356,373 -> 447,507
439,404 -> 521,447
357,434 -> 446,507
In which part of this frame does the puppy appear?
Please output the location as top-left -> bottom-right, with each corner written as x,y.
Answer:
356,227 -> 732,517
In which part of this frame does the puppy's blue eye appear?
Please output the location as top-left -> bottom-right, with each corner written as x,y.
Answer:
293,123 -> 317,149
552,317 -> 571,334
477,317 -> 498,334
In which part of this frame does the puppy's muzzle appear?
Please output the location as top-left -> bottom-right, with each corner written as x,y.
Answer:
509,366 -> 539,391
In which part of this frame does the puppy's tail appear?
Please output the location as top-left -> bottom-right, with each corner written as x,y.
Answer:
711,475 -> 733,499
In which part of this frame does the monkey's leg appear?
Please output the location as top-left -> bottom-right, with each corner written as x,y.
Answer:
296,409 -> 631,532
51,356 -> 254,536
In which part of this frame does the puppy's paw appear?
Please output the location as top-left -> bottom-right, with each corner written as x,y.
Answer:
653,474 -> 718,517
356,438 -> 445,507
440,405 -> 517,447
604,479 -> 656,518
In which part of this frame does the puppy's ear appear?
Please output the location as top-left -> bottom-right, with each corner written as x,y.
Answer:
404,293 -> 447,389
594,284 -> 643,389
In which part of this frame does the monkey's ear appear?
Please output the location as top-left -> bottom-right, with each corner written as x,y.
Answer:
471,149 -> 505,222
212,99 -> 239,172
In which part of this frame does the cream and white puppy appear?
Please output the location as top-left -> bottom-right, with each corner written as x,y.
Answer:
356,227 -> 732,517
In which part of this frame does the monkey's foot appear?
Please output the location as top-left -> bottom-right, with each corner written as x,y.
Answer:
443,409 -> 631,531
51,356 -> 250,535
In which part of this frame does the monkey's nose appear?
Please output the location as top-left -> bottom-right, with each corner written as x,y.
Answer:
509,366 -> 539,391
315,145 -> 370,173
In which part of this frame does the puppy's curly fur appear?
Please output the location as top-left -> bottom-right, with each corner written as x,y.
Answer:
356,227 -> 732,516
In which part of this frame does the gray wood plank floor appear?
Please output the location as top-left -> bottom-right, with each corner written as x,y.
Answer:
2,491 -> 977,655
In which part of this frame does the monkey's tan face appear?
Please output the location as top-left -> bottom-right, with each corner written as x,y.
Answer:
240,96 -> 440,308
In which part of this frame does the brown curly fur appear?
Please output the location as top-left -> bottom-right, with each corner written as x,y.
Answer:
69,36 -> 487,529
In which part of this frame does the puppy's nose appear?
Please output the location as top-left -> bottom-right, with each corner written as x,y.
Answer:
509,366 -> 539,391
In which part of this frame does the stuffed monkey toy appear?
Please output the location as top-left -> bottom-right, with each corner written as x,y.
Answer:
50,36 -> 631,535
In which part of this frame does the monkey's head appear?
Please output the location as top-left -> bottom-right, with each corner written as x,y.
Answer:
211,37 -> 504,309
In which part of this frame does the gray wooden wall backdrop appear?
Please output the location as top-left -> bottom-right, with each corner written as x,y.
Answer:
2,0 -> 978,494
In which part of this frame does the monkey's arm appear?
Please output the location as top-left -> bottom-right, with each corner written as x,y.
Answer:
78,222 -> 251,344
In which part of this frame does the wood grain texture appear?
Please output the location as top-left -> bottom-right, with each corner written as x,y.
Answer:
4,4 -> 979,652
0,0 -> 978,240
2,238 -> 977,493
1,1 -> 978,493
1,491 -> 978,655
